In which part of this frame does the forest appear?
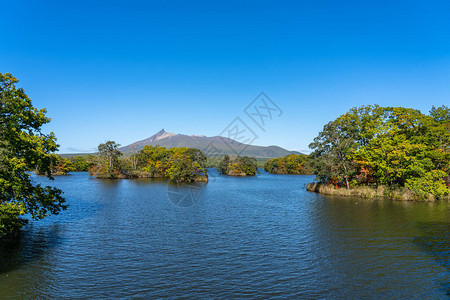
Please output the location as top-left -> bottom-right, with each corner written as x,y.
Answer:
88,143 -> 208,182
264,154 -> 309,174
217,155 -> 260,176
306,105 -> 450,201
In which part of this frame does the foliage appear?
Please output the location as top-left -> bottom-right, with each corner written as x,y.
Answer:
308,105 -> 450,200
165,148 -> 207,182
217,155 -> 259,176
138,145 -> 171,176
90,144 -> 208,182
405,170 -> 449,200
36,155 -> 75,176
89,141 -> 123,178
264,154 -> 309,174
0,73 -> 66,238
206,156 -> 268,168
69,155 -> 96,171
217,155 -> 231,174
307,117 -> 357,188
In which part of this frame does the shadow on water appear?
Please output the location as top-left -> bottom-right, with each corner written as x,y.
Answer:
0,223 -> 62,274
413,222 -> 450,295
166,181 -> 206,207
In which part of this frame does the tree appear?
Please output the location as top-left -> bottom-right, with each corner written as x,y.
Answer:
36,155 -> 75,175
130,145 -> 207,181
130,146 -> 138,171
90,141 -> 123,178
217,155 -> 259,176
218,155 -> 231,174
308,105 -> 450,199
430,105 -> 450,123
138,145 -> 170,176
70,155 -> 95,171
264,154 -> 309,174
185,148 -> 207,167
308,119 -> 356,189
0,73 -> 66,238
98,141 -> 122,170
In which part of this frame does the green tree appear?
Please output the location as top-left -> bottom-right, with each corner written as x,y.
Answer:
235,156 -> 258,176
430,105 -> 450,123
138,145 -> 170,176
113,145 -> 208,182
90,141 -> 123,178
0,73 -> 66,238
98,141 -> 122,171
218,155 -> 231,174
308,119 -> 356,189
70,155 -> 95,171
36,155 -> 74,175
217,155 -> 259,176
308,105 -> 450,199
264,154 -> 309,174
185,148 -> 207,167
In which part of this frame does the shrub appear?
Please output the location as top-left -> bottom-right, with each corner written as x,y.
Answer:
405,170 -> 449,200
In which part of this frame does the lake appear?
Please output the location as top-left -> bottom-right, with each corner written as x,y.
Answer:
1,170 -> 449,298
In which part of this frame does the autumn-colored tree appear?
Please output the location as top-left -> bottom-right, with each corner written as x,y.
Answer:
308,105 -> 450,199
36,155 -> 75,175
107,145 -> 208,182
89,141 -> 123,178
264,154 -> 309,175
218,155 -> 259,176
308,119 -> 357,189
165,148 -> 207,182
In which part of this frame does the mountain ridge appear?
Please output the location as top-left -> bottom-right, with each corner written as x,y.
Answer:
118,129 -> 301,159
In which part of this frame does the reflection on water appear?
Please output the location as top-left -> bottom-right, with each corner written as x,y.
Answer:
0,224 -> 61,274
0,171 -> 449,298
167,181 -> 205,207
414,222 -> 450,295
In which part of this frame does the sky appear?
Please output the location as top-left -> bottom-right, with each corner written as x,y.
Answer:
1,0 -> 449,153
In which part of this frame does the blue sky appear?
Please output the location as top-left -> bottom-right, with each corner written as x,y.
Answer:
1,0 -> 449,153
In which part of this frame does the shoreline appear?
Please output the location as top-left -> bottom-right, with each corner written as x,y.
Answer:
306,182 -> 449,202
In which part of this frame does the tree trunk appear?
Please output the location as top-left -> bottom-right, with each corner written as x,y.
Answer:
343,163 -> 350,189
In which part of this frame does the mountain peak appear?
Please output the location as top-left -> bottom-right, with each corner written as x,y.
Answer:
151,129 -> 175,142
119,129 -> 299,158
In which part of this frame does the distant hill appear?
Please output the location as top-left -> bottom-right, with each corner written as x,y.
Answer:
118,129 -> 301,159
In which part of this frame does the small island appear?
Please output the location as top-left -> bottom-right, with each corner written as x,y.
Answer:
35,154 -> 95,176
217,155 -> 259,176
306,105 -> 450,201
264,154 -> 310,174
88,143 -> 208,182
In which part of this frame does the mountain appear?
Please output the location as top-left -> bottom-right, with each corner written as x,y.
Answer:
119,129 -> 301,159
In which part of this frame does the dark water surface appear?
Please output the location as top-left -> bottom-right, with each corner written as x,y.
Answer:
1,170 -> 449,298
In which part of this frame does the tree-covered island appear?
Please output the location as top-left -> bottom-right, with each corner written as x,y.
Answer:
217,155 -> 260,176
89,143 -> 208,182
306,105 -> 450,201
264,154 -> 310,174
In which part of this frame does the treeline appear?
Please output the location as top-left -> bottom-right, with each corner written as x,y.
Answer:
264,154 -> 309,174
89,142 -> 208,182
36,155 -> 96,175
205,156 -> 267,168
217,155 -> 259,176
307,105 -> 450,201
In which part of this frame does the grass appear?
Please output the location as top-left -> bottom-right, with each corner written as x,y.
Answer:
306,182 -> 449,201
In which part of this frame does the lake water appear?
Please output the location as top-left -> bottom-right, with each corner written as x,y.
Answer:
1,170 -> 449,298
